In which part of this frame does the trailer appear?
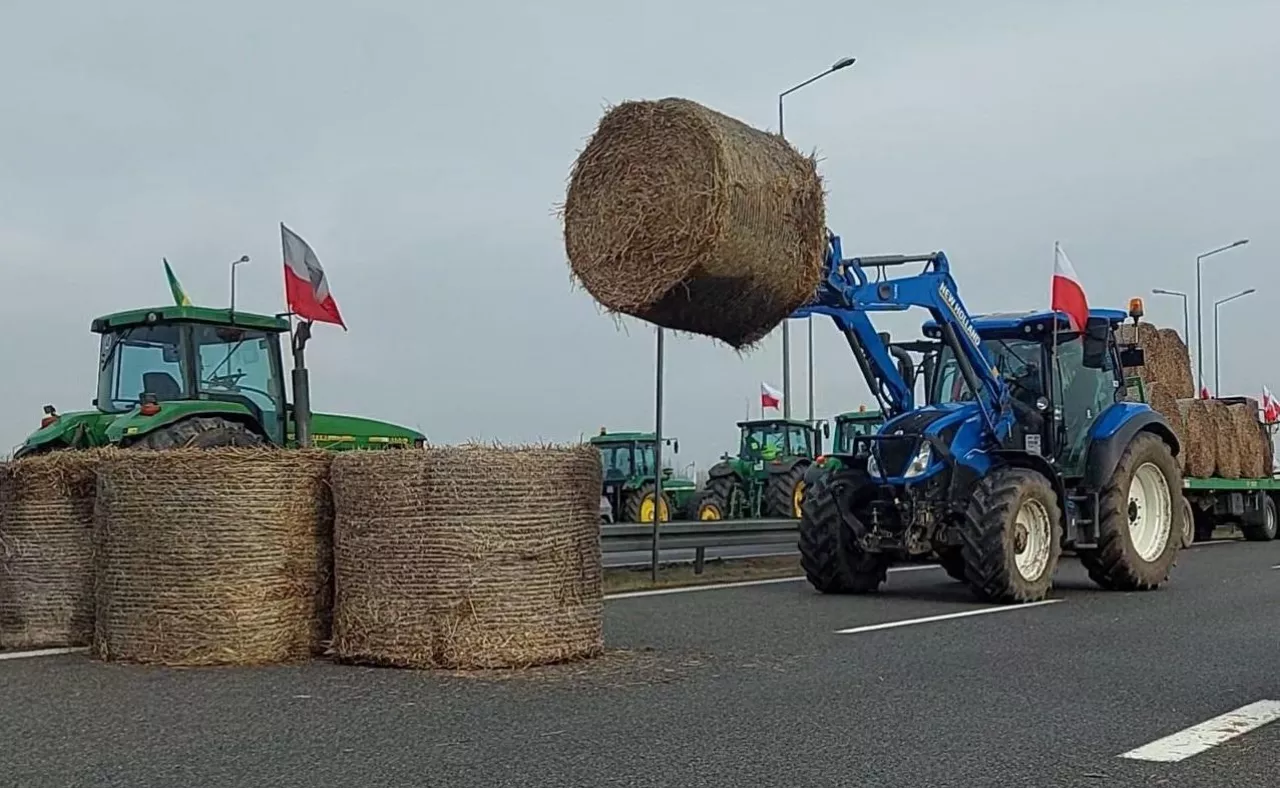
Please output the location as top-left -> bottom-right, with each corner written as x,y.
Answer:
1183,475 -> 1279,544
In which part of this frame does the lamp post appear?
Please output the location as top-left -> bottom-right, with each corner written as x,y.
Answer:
1151,288 -> 1189,343
778,55 -> 856,421
1213,288 -> 1256,395
652,326 -> 665,583
1195,239 -> 1249,392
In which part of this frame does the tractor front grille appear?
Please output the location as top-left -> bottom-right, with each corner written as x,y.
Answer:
874,434 -> 920,477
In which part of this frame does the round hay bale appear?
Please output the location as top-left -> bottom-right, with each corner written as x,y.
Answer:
562,97 -> 827,349
92,448 -> 333,666
1206,400 -> 1240,479
331,444 -> 604,670
1177,398 -> 1216,478
1116,321 -> 1161,381
1153,328 -> 1195,400
0,451 -> 107,650
1228,401 -> 1266,479
1145,383 -> 1186,472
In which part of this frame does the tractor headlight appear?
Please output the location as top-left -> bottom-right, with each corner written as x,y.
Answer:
865,453 -> 880,478
902,442 -> 933,479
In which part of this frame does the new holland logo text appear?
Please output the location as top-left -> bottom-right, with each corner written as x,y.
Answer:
937,281 -> 983,349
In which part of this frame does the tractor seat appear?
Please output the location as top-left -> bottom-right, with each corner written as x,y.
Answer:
141,371 -> 182,402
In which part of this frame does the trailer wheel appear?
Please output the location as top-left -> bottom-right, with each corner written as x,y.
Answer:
961,467 -> 1062,603
1180,495 -> 1195,549
798,469 -> 887,594
1241,494 -> 1277,542
1078,432 -> 1181,591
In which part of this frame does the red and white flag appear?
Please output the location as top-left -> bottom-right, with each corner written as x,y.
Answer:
1199,385 -> 1212,400
760,382 -> 782,411
281,223 -> 347,329
1052,242 -> 1090,333
1261,386 -> 1279,423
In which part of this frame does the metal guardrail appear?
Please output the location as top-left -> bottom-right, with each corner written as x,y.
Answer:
601,518 -> 799,573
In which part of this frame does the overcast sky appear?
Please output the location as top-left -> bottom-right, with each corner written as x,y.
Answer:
2,1 -> 1276,469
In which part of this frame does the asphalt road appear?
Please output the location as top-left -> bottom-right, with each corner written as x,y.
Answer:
2,538 -> 1278,788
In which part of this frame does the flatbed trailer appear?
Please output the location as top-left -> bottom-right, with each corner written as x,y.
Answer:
1182,474 -> 1279,543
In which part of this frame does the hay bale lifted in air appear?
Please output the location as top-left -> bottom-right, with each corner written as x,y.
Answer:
1228,400 -> 1267,479
562,97 -> 827,349
92,448 -> 333,666
331,444 -> 604,670
1177,398 -> 1216,478
0,452 -> 107,650
1145,383 -> 1186,471
1206,400 -> 1240,479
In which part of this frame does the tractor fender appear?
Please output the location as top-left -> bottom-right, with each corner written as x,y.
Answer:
107,401 -> 264,445
1082,405 -> 1179,492
767,455 -> 811,476
707,461 -> 739,480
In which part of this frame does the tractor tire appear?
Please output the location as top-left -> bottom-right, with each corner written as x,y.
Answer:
686,491 -> 725,521
128,416 -> 267,450
937,549 -> 968,582
960,467 -> 1063,603
700,475 -> 743,520
1077,432 -> 1181,591
1241,494 -> 1278,542
767,461 -> 811,518
798,469 -> 888,594
622,482 -> 674,524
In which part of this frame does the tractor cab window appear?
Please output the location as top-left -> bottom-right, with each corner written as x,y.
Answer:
933,338 -> 1046,411
742,424 -> 810,461
191,325 -> 286,443
97,324 -> 189,413
598,444 -> 633,479
836,420 -> 879,453
634,443 -> 657,475
1054,333 -> 1121,474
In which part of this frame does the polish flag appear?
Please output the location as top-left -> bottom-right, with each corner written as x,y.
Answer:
281,223 -> 347,329
1052,242 -> 1090,333
1261,386 -> 1280,423
761,382 -> 782,410
1199,386 -> 1212,400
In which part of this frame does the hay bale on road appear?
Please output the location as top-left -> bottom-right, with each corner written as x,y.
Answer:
1177,398 -> 1216,478
331,444 -> 604,670
93,448 -> 333,666
0,452 -> 107,650
1145,383 -> 1185,472
1229,400 -> 1266,479
1206,400 -> 1240,479
563,97 -> 827,349
1154,328 -> 1195,400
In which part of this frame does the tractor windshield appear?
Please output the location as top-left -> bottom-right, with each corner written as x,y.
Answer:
741,424 -> 811,460
933,337 -> 1046,409
835,419 -> 880,453
597,444 -> 633,480
97,324 -> 190,413
191,324 -> 287,440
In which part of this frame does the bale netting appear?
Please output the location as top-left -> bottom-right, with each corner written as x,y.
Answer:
92,448 -> 333,666
331,444 -> 604,670
1144,383 -> 1186,472
562,97 -> 827,349
1154,328 -> 1195,400
0,451 -> 109,650
1228,401 -> 1267,479
1177,398 -> 1216,478
1206,400 -> 1240,479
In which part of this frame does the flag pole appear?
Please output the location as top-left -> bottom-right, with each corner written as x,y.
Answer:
1051,241 -> 1060,458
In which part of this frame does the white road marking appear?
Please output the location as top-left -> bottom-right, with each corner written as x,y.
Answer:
605,564 -> 942,600
1118,700 -> 1280,762
835,599 -> 1061,634
1187,539 -> 1238,547
0,646 -> 88,662
1271,564 -> 1280,570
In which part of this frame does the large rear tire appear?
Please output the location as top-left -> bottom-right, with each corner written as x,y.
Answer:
1241,494 -> 1277,542
767,460 -> 810,518
961,467 -> 1062,603
622,482 -> 673,524
128,416 -> 267,450
798,469 -> 888,594
1077,432 -> 1181,591
700,474 -> 743,520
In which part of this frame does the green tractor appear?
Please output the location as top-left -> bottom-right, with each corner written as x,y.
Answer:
590,428 -> 698,524
809,405 -> 886,475
14,304 -> 424,456
697,418 -> 827,520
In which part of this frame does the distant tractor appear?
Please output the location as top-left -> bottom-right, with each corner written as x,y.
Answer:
15,304 -> 424,456
698,418 -> 827,520
590,429 -> 698,523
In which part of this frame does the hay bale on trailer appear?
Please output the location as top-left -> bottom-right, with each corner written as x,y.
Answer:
1144,383 -> 1186,472
1228,400 -> 1267,479
1116,322 -> 1162,381
331,444 -> 604,670
1177,398 -> 1216,478
0,452 -> 107,650
1153,328 -> 1195,400
562,97 -> 827,348
1206,400 -> 1240,479
92,448 -> 333,666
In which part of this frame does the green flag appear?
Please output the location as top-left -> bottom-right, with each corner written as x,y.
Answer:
164,258 -> 192,306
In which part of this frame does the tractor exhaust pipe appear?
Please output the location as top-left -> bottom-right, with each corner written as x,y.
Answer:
879,332 -> 916,387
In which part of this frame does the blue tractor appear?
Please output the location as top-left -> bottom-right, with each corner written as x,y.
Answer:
793,233 -> 1183,603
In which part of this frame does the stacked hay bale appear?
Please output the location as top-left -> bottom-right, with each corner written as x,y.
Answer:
562,97 -> 827,349
92,448 -> 333,666
1205,400 -> 1240,479
1177,399 -> 1216,478
1229,401 -> 1267,479
0,451 -> 107,650
331,444 -> 603,670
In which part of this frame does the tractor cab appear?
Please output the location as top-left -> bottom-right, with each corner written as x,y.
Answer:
831,406 -> 885,454
737,418 -> 823,465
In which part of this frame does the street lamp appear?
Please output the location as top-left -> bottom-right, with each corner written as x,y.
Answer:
1151,288 -> 1189,343
778,55 -> 856,421
1195,239 -> 1249,392
1213,287 -> 1256,395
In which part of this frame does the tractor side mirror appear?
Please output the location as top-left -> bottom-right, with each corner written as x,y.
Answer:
673,440 -> 680,454
1081,321 -> 1110,369
822,421 -> 831,438
1119,346 -> 1146,369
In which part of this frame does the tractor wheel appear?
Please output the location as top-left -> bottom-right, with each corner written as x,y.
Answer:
960,467 -> 1062,603
798,469 -> 888,594
699,475 -> 743,520
623,482 -> 673,524
937,549 -> 968,582
1077,432 -> 1180,591
767,461 -> 810,518
1179,495 -> 1196,548
128,416 -> 267,450
687,491 -> 725,521
1241,494 -> 1278,542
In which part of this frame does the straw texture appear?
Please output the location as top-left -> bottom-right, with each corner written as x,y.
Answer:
1145,383 -> 1185,472
331,444 -> 604,670
1229,400 -> 1267,479
1177,398 -> 1216,478
92,448 -> 333,666
563,97 -> 827,348
0,451 -> 107,650
1206,400 -> 1240,479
